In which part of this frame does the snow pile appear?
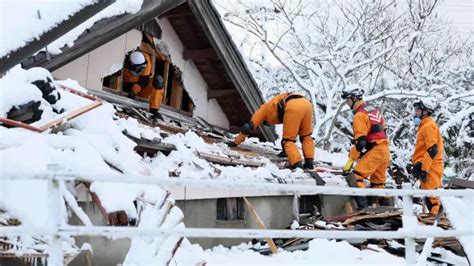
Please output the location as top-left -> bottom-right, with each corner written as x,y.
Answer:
173,239 -> 405,265
440,196 -> 474,263
0,67 -> 165,227
124,197 -> 185,264
0,67 -> 45,117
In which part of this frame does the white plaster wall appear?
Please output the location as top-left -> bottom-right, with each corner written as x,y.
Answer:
52,53 -> 88,85
52,30 -> 142,90
158,18 -> 229,128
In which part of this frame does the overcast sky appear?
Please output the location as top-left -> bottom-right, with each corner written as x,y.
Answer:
438,0 -> 473,34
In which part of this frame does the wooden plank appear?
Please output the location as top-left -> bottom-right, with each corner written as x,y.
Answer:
0,117 -> 43,132
39,101 -> 102,131
343,211 -> 403,225
170,75 -> 183,109
82,182 -> 111,225
123,131 -> 177,155
243,197 -> 278,254
447,178 -> 474,189
162,61 -> 170,103
160,3 -> 193,18
183,48 -> 217,60
195,150 -> 264,168
207,89 -> 238,99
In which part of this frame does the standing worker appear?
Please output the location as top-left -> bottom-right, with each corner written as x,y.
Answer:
122,49 -> 165,120
341,88 -> 390,210
409,99 -> 444,215
228,92 -> 315,170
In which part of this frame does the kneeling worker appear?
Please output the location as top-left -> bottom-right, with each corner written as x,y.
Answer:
122,49 -> 165,120
228,92 -> 315,170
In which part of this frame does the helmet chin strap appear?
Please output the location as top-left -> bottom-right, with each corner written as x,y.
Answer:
350,97 -> 359,109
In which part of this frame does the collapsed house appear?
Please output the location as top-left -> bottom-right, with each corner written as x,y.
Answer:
1,0 -> 473,265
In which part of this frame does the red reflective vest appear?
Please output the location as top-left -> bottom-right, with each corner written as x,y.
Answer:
355,103 -> 387,142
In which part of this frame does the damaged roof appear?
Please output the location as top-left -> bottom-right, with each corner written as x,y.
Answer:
12,0 -> 276,142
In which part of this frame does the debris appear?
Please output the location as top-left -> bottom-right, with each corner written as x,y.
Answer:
0,85 -> 102,132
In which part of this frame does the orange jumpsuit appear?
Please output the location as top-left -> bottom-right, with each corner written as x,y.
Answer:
123,52 -> 164,110
350,100 -> 390,189
235,93 -> 315,166
412,116 -> 444,214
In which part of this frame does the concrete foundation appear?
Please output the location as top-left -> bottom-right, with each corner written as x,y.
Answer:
68,194 -> 349,265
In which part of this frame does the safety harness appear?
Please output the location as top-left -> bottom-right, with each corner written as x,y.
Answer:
354,103 -> 387,142
277,93 -> 304,123
278,94 -> 313,148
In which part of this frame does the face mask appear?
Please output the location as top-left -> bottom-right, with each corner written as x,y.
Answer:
413,116 -> 421,126
129,69 -> 140,76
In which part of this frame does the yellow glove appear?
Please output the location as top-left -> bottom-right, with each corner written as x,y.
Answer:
342,158 -> 354,173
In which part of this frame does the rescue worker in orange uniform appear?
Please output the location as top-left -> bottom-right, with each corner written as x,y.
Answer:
410,99 -> 444,215
341,88 -> 390,210
123,50 -> 165,120
228,93 -> 315,170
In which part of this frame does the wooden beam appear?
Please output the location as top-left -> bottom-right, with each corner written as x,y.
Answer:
207,89 -> 238,99
160,3 -> 193,18
243,197 -> 278,254
39,101 -> 102,131
23,0 -> 185,71
162,61 -> 170,103
0,0 -> 115,74
194,150 -> 265,168
183,48 -> 216,60
170,75 -> 183,109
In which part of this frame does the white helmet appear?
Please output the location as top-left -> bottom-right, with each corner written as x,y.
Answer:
413,99 -> 436,113
341,87 -> 365,100
129,51 -> 146,66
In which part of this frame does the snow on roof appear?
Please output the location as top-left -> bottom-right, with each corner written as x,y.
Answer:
0,0 -> 143,58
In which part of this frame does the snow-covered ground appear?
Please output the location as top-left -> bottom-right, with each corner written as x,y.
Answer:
174,239 -> 406,265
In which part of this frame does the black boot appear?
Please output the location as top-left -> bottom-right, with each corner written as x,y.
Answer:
303,158 -> 314,170
128,89 -> 136,99
378,197 -> 391,207
150,109 -> 163,121
291,161 -> 304,170
355,196 -> 368,211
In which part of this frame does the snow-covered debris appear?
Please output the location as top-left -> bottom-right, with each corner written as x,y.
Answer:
290,220 -> 299,230
440,196 -> 474,263
1,66 -> 350,264
0,67 -> 169,256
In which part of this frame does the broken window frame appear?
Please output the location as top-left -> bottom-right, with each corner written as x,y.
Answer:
216,197 -> 245,221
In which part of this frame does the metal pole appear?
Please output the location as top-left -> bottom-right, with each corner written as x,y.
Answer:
48,174 -> 64,266
402,183 -> 416,265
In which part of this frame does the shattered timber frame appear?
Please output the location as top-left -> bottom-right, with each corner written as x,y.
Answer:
1,174 -> 473,265
0,85 -> 102,133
